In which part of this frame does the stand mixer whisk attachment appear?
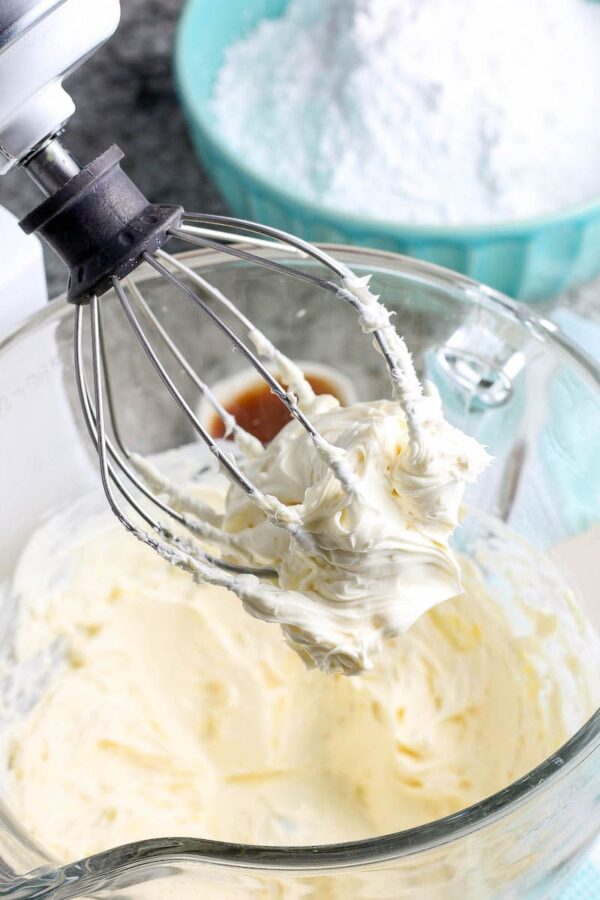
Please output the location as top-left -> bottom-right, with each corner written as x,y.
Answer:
13,133 -> 410,582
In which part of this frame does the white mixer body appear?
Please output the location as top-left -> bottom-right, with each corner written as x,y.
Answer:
0,0 -> 121,174
0,205 -> 47,335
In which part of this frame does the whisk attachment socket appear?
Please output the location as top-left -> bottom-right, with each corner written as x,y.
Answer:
20,144 -> 182,302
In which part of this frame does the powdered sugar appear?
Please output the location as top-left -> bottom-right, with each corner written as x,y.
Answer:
211,0 -> 600,225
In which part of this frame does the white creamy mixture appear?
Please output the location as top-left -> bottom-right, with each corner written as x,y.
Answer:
132,273 -> 489,675
5,506 -> 600,860
3,252 -> 597,874
212,0 -> 600,224
222,393 -> 488,672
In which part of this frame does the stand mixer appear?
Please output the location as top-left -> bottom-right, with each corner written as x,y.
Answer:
1,0 -> 429,597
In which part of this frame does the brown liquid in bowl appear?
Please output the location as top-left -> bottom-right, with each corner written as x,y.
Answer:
210,375 -> 342,444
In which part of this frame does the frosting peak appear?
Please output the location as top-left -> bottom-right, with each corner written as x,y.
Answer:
222,393 -> 490,672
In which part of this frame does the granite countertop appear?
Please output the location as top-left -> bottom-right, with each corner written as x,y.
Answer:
0,0 -> 598,319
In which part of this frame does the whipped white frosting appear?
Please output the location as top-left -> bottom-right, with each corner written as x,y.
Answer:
5,508 -> 600,864
222,390 -> 489,673
131,270 -> 490,673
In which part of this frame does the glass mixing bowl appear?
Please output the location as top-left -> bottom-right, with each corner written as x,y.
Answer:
0,247 -> 598,899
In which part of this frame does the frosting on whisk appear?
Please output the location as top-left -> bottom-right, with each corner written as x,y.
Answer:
221,391 -> 489,673
214,276 -> 489,673
142,273 -> 490,674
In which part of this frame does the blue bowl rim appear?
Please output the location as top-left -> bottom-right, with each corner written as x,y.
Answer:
174,0 -> 600,241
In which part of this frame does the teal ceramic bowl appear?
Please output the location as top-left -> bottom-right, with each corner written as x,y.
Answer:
174,0 -> 600,302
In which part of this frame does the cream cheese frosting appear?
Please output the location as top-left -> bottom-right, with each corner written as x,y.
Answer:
134,271 -> 490,675
222,392 -> 490,672
5,507 -> 600,861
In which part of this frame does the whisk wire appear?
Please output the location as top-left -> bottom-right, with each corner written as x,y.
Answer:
179,224 -> 307,255
155,248 -> 270,339
73,214 -> 408,579
176,217 -> 406,401
173,229 -> 336,294
95,294 -> 128,458
112,275 -> 259,498
112,272 -> 334,554
179,213 -> 350,279
127,278 -> 262,455
88,296 -> 157,539
81,308 -> 217,535
143,253 -> 350,477
76,299 -> 274,577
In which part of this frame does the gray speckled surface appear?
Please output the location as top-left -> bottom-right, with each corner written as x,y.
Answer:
0,0 -> 226,299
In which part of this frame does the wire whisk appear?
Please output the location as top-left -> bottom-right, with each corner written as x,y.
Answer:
16,140 -> 421,587
70,210 -> 413,583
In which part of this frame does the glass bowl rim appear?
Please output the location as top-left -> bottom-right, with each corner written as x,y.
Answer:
1,245 -> 599,877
